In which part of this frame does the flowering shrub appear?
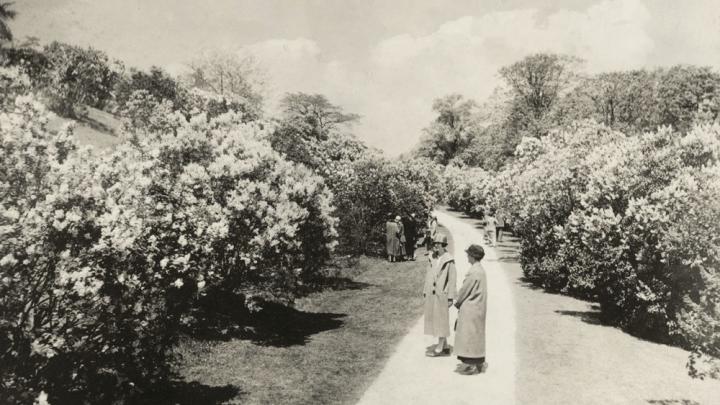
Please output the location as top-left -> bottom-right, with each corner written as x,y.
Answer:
550,125 -> 719,333
441,165 -> 492,216
184,88 -> 262,122
0,66 -> 32,108
1,94 -> 337,403
499,121 -> 627,290
330,157 -> 440,255
265,115 -> 437,256
41,42 -> 120,117
447,120 -> 720,377
118,89 -> 186,136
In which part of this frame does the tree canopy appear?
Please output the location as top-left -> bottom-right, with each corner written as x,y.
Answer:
279,92 -> 360,141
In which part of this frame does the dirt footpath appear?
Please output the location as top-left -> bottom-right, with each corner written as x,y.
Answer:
356,210 -> 516,405
357,209 -> 720,405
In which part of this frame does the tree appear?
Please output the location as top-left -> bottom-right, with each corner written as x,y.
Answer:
414,94 -> 480,165
558,70 -> 659,134
0,43 -> 51,87
42,42 -> 120,117
452,124 -> 508,170
0,1 -> 16,44
657,65 -> 720,133
115,66 -> 188,111
268,93 -> 364,173
279,92 -> 360,141
185,50 -> 264,117
499,53 -> 581,138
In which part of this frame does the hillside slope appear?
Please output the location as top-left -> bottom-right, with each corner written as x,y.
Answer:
47,106 -> 123,150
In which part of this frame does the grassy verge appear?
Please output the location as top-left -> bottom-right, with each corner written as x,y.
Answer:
167,251 -> 429,405
48,106 -> 123,150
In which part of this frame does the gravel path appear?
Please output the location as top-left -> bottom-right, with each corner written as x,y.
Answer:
357,209 -> 720,405
356,210 -> 516,405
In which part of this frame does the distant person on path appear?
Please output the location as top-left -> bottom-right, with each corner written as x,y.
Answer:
395,216 -> 406,260
454,244 -> 488,375
386,215 -> 400,262
423,234 -> 457,357
484,211 -> 497,247
403,213 -> 418,261
495,210 -> 506,243
425,215 -> 438,253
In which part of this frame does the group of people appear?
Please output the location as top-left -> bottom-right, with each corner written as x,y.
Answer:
423,233 -> 489,376
385,214 -> 419,262
386,212 -> 492,374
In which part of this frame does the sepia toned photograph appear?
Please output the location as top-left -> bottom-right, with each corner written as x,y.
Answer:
1,1 -> 720,404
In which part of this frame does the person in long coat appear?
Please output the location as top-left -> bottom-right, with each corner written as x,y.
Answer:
454,244 -> 488,375
484,211 -> 497,247
386,216 -> 400,262
395,216 -> 406,259
423,234 -> 457,356
403,213 -> 418,260
425,215 -> 438,252
495,210 -> 506,243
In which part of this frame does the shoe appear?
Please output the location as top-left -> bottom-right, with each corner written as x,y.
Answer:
425,348 -> 451,357
455,364 -> 479,375
456,364 -> 479,375
457,364 -> 483,375
479,362 -> 488,373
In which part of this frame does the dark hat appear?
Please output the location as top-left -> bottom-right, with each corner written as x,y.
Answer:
465,244 -> 485,260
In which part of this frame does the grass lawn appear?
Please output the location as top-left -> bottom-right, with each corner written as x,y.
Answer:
167,250 -> 431,405
47,106 -> 123,150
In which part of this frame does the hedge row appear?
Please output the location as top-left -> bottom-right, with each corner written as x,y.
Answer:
444,121 -> 720,379
0,91 -> 336,403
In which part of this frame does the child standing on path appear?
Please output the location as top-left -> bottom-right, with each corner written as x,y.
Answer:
454,244 -> 488,375
423,234 -> 457,357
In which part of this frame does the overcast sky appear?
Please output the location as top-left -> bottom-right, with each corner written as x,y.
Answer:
12,0 -> 720,155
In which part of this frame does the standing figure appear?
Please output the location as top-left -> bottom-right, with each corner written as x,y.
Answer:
404,213 -> 418,261
386,215 -> 400,262
454,244 -> 489,375
423,234 -> 457,357
484,211 -> 497,247
496,210 -> 506,243
425,215 -> 438,253
395,216 -> 406,260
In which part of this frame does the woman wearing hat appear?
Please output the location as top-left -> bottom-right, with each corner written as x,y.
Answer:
423,234 -> 457,357
425,215 -> 438,253
454,244 -> 488,375
386,214 -> 400,262
395,215 -> 406,260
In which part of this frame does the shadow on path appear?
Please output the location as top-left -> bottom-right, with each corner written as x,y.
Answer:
554,309 -> 603,326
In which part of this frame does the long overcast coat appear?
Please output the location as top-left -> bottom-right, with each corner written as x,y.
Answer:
386,221 -> 400,256
454,261 -> 488,358
423,252 -> 457,337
